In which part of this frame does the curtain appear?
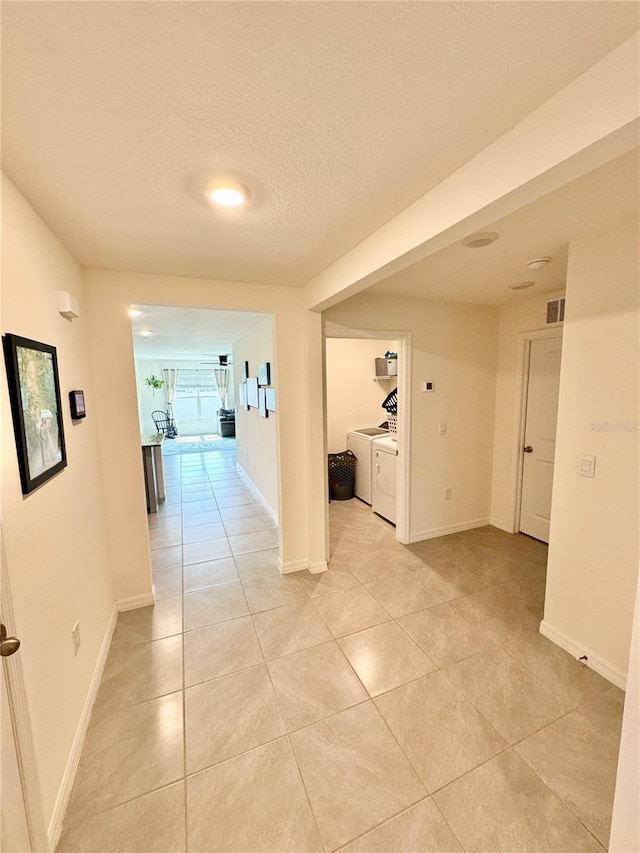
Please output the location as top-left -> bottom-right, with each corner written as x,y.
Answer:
162,368 -> 179,414
213,367 -> 229,409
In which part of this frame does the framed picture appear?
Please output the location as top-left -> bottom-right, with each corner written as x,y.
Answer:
265,387 -> 276,412
242,360 -> 249,380
3,333 -> 67,494
257,362 -> 271,386
247,377 -> 259,408
69,389 -> 86,419
258,387 -> 268,418
238,382 -> 248,410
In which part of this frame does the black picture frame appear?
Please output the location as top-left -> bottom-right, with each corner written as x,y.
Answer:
257,362 -> 270,386
69,389 -> 86,419
3,333 -> 67,494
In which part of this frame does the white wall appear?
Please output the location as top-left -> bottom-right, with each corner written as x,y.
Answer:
1,175 -> 114,834
324,295 -> 499,540
233,315 -> 278,516
490,293 -> 565,531
325,338 -> 397,453
544,216 -> 639,681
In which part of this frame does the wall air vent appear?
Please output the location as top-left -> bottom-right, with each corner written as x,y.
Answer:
546,297 -> 565,325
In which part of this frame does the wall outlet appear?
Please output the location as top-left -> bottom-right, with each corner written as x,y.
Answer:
439,422 -> 447,435
444,487 -> 452,500
72,621 -> 81,654
243,450 -> 248,460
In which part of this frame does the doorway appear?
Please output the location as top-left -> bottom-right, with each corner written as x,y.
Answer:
518,333 -> 563,543
323,328 -> 412,548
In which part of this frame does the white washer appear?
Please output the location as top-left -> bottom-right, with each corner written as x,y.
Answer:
372,436 -> 398,524
346,428 -> 389,504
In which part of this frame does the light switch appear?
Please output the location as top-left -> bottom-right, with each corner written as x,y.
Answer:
439,422 -> 447,435
579,454 -> 596,478
422,381 -> 435,393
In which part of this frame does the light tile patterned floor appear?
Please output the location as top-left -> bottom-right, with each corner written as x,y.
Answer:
58,446 -> 623,852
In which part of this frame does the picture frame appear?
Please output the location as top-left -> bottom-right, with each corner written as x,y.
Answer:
3,333 -> 67,495
265,387 -> 276,412
69,389 -> 86,419
247,377 -> 259,408
258,387 -> 268,418
238,382 -> 248,410
257,362 -> 271,386
242,360 -> 249,380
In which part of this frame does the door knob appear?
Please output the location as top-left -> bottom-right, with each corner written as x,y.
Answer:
0,623 -> 21,657
523,446 -> 533,453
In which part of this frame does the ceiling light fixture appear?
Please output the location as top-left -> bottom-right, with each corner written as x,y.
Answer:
129,307 -> 143,318
508,281 -> 535,291
461,231 -> 500,249
526,256 -> 552,271
208,182 -> 250,208
139,330 -> 152,337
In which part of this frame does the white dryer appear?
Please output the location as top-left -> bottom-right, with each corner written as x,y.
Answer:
372,436 -> 398,524
346,428 -> 389,504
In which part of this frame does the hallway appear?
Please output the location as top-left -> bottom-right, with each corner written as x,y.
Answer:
57,447 -> 623,851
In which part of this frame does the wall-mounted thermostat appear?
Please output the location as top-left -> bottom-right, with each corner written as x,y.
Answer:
422,381 -> 435,392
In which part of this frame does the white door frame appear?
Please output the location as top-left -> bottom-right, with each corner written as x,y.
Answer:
0,530 -> 48,852
323,327 -> 412,545
510,327 -> 563,535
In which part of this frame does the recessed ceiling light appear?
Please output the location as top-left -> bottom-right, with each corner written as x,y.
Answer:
139,330 -> 152,337
461,231 -> 500,249
508,281 -> 535,291
129,307 -> 143,318
526,256 -> 552,271
208,182 -> 250,208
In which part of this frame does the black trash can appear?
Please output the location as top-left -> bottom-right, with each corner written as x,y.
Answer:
328,450 -> 357,501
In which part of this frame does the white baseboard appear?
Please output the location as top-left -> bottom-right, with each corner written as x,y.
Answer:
539,619 -> 627,690
47,603 -> 118,850
308,560 -> 328,575
409,517 -> 491,544
235,462 -> 279,525
489,516 -> 515,534
117,592 -> 156,611
278,558 -> 309,575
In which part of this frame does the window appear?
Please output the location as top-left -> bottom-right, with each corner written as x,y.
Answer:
172,370 -> 221,420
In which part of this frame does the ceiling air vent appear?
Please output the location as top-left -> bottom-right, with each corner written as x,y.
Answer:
546,297 -> 565,325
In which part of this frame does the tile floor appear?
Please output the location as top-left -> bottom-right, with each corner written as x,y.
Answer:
58,446 -> 624,852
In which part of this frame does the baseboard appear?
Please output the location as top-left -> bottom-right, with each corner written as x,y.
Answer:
47,603 -> 118,850
308,560 -> 328,575
489,516 -> 514,534
539,619 -> 627,690
278,558 -> 308,574
409,517 -> 491,544
235,462 -> 279,525
116,592 -> 156,611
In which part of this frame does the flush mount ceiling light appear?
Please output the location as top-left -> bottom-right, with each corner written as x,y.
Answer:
208,181 -> 250,208
129,307 -> 143,318
461,231 -> 500,249
139,330 -> 153,337
508,281 -> 535,291
526,256 -> 552,271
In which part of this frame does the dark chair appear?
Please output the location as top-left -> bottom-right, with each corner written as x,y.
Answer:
152,410 -> 178,438
218,408 -> 235,438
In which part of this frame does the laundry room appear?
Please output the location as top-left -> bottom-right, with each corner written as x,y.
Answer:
326,336 -> 399,524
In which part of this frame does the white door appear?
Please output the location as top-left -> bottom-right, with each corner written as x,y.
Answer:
1,656 -> 31,853
520,336 -> 562,543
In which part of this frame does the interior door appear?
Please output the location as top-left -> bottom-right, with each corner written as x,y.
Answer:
519,336 -> 562,543
1,659 -> 31,853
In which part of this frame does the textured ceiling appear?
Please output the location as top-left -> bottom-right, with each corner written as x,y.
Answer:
131,305 -> 266,360
370,150 -> 639,305
2,2 -> 638,287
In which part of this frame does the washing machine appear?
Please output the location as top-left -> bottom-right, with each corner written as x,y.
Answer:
372,435 -> 398,524
346,428 -> 389,504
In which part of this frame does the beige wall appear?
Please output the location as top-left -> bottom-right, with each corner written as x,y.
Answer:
544,216 -> 639,680
83,270 -> 322,585
325,338 -> 397,453
490,293 -> 564,531
324,295 -> 499,540
1,175 -> 114,828
233,315 -> 278,516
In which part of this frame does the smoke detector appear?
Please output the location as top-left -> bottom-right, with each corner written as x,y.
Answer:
526,256 -> 552,271
461,231 -> 500,249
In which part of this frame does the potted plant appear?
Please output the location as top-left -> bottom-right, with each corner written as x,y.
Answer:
145,374 -> 164,396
